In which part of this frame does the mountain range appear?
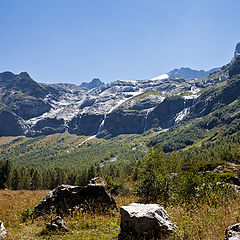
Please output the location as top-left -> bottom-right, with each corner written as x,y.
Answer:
0,43 -> 239,143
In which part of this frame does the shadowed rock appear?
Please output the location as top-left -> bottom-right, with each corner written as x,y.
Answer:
224,223 -> 240,240
119,203 -> 176,240
34,184 -> 116,217
46,216 -> 68,232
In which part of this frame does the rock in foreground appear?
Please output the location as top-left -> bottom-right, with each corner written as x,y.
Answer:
46,216 -> 68,232
119,203 -> 176,239
224,223 -> 240,240
34,184 -> 116,216
0,221 -> 6,239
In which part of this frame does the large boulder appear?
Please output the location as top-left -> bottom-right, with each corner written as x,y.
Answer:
119,203 -> 176,239
224,223 -> 240,240
0,221 -> 6,239
34,184 -> 116,216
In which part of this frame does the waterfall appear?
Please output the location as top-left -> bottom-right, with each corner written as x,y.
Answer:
174,99 -> 189,125
143,109 -> 152,132
97,115 -> 106,135
78,98 -> 131,145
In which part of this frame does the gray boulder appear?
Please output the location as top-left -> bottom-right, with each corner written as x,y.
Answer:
46,216 -> 68,232
224,223 -> 240,240
119,203 -> 176,239
34,184 -> 116,216
0,221 -> 6,239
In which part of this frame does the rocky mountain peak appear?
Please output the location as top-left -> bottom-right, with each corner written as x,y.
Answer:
168,67 -> 218,79
18,72 -> 31,78
0,71 -> 15,82
80,78 -> 104,90
234,42 -> 240,60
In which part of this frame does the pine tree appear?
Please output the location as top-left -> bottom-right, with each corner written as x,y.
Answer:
0,160 -> 12,189
31,170 -> 42,190
11,168 -> 21,190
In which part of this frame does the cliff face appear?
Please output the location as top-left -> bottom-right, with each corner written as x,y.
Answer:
0,110 -> 26,136
147,97 -> 194,129
102,110 -> 146,137
68,113 -> 104,136
30,118 -> 66,136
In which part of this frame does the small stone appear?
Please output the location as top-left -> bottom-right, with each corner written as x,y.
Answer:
46,216 -> 68,232
0,221 -> 6,239
224,223 -> 240,240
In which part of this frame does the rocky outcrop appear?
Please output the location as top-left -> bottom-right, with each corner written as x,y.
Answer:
9,98 -> 51,120
212,163 -> 240,186
34,184 -> 116,216
0,221 -> 6,239
224,223 -> 240,240
189,74 -> 240,120
4,72 -> 49,98
68,113 -> 104,136
121,92 -> 164,111
148,97 -> 194,129
46,216 -> 69,232
0,71 -> 16,87
103,109 -> 146,137
234,42 -> 240,60
229,55 -> 240,78
0,110 -> 26,136
168,67 -> 218,79
30,117 -> 66,136
80,78 -> 104,90
119,203 -> 176,239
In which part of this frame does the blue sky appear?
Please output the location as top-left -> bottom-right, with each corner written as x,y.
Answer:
0,0 -> 240,84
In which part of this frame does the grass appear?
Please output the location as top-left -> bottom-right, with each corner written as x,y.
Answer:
127,91 -> 162,102
0,190 -> 239,239
167,200 -> 240,239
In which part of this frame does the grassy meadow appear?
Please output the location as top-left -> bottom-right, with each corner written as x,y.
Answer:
0,190 -> 239,239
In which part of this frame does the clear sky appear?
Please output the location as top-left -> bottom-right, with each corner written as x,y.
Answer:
0,0 -> 240,84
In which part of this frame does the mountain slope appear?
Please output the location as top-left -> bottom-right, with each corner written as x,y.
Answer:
149,71 -> 240,152
0,43 -> 239,139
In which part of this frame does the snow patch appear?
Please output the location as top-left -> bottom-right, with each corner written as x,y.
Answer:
150,74 -> 169,81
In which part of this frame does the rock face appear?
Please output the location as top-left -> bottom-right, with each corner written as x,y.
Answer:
103,110 -> 146,137
46,216 -> 69,232
80,78 -> 104,90
34,184 -> 116,216
0,221 -> 6,239
3,72 -> 49,98
234,42 -> 240,60
168,67 -> 218,79
119,203 -> 176,239
0,110 -> 26,136
229,55 -> 240,78
224,223 -> 240,240
30,117 -> 66,136
189,71 -> 240,120
68,113 -> 104,136
148,97 -> 194,129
